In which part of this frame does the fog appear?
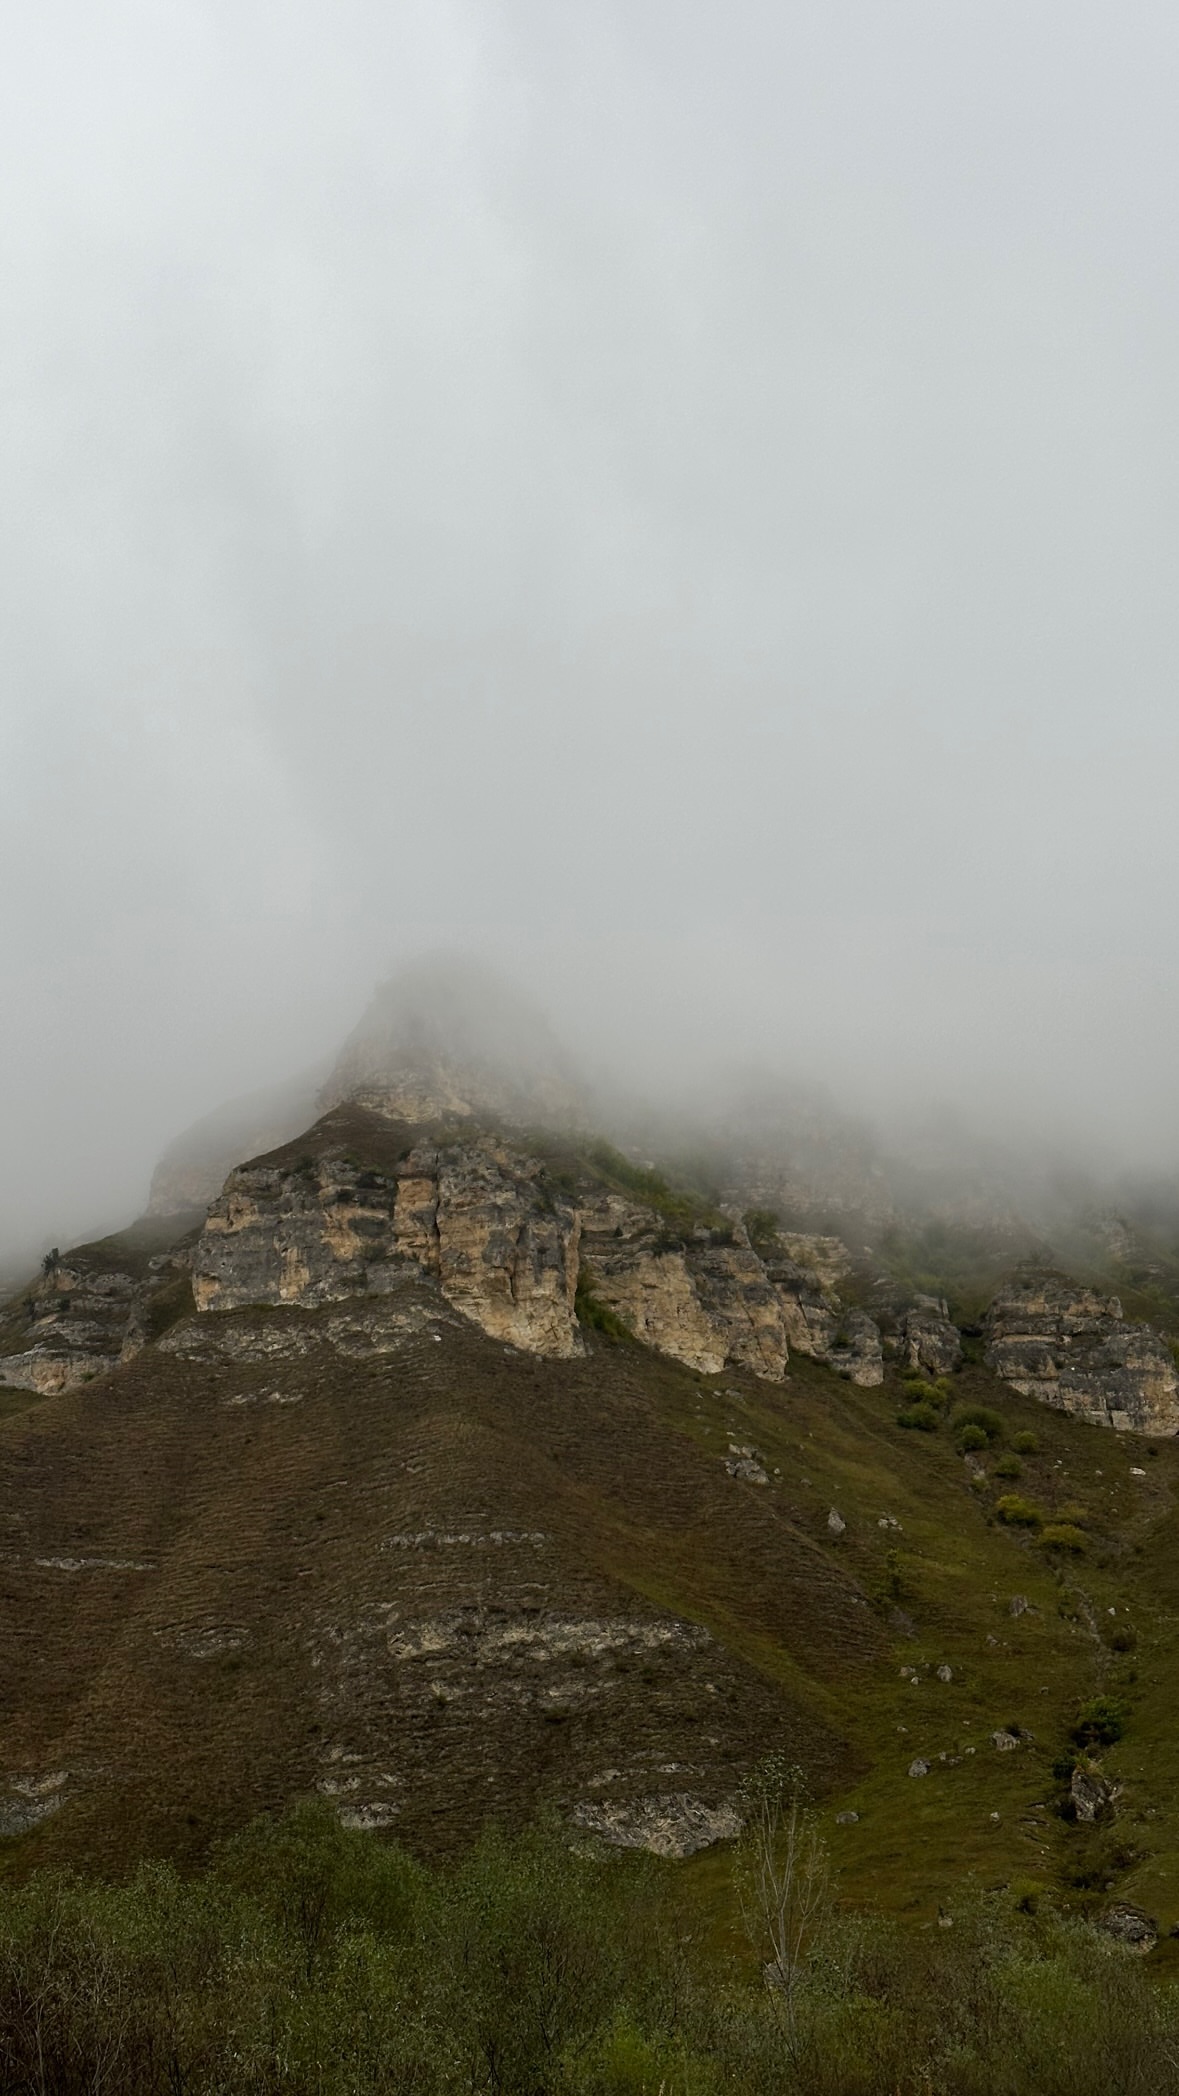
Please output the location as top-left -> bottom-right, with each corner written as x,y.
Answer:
4,1 -> 1179,1269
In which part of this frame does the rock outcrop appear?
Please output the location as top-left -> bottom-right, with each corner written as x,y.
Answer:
194,1131 -> 584,1359
984,1270 -> 1179,1435
0,1239 -> 193,1395
762,1238 -> 884,1387
187,1122 -> 897,1387
897,1297 -> 963,1379
578,1197 -> 792,1380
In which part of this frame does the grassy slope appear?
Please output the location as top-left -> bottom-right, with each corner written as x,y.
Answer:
4,1110 -> 1179,1948
661,1351 -> 1179,1948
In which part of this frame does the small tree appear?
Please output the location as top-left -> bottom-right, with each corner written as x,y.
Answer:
734,1758 -> 831,2049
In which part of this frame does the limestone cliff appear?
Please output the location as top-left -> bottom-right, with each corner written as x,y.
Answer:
578,1196 -> 790,1380
984,1270 -> 1179,1435
188,1110 -> 898,1389
0,1228 -> 195,1394
897,1297 -> 964,1380
194,1129 -> 584,1360
762,1235 -> 884,1387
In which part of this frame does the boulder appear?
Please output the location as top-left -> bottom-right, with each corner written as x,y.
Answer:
1098,1903 -> 1157,1952
1071,1764 -> 1118,1824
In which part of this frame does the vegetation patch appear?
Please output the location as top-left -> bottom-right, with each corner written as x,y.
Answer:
896,1402 -> 940,1432
0,1801 -> 1176,2095
995,1494 -> 1044,1529
1071,1697 -> 1127,1749
742,1208 -> 782,1256
582,1140 -> 731,1242
951,1403 -> 1006,1446
573,1269 -> 632,1340
1040,1523 -> 1088,1554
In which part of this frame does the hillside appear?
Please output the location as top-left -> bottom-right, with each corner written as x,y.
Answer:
3,967 -> 1179,1954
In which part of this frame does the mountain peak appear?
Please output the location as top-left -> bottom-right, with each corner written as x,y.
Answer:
319,953 -> 586,1128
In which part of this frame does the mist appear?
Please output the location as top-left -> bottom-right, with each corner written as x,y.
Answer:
4,1 -> 1179,1270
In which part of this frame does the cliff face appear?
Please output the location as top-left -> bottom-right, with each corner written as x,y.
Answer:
194,1130 -> 585,1361
188,1109 -> 897,1389
984,1272 -> 1179,1435
0,1228 -> 194,1395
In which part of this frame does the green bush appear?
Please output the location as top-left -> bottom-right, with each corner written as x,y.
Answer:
575,1270 -> 632,1341
1012,1430 -> 1040,1455
995,1494 -> 1043,1528
0,1803 -> 1177,2095
1040,1523 -> 1087,1554
994,1452 -> 1023,1480
951,1403 -> 1005,1445
742,1208 -> 781,1256
959,1424 -> 989,1452
897,1402 -> 939,1432
1058,1502 -> 1091,1528
1071,1696 -> 1127,1748
901,1378 -> 946,1406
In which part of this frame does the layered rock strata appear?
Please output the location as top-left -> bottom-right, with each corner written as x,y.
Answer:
761,1243 -> 884,1388
984,1271 -> 1179,1435
194,1135 -> 584,1359
189,1122 -> 901,1388
0,1259 -> 164,1394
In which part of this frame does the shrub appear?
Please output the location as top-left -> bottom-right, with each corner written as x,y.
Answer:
574,1270 -> 632,1341
959,1424 -> 988,1452
1071,1696 -> 1126,1748
1012,1430 -> 1040,1455
1058,1502 -> 1091,1527
902,1378 -> 945,1406
951,1403 -> 1005,1445
1040,1523 -> 1087,1554
994,1453 -> 1023,1480
2,1807 -> 1179,2096
742,1208 -> 781,1255
1110,1624 -> 1137,1652
995,1494 -> 1043,1528
897,1403 -> 939,1432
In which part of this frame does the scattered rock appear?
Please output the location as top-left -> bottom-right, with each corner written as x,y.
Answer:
0,1771 -> 69,1836
991,1730 -> 1021,1752
835,1810 -> 859,1824
1009,1595 -> 1030,1618
571,1793 -> 742,1858
337,1801 -> 401,1831
725,1456 -> 770,1484
827,1508 -> 847,1536
1098,1903 -> 1157,1952
936,1664 -> 953,1683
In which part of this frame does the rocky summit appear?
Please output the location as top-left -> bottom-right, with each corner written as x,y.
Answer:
6,963 -> 1179,1936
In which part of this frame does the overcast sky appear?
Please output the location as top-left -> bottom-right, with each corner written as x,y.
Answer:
3,1 -> 1179,1261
